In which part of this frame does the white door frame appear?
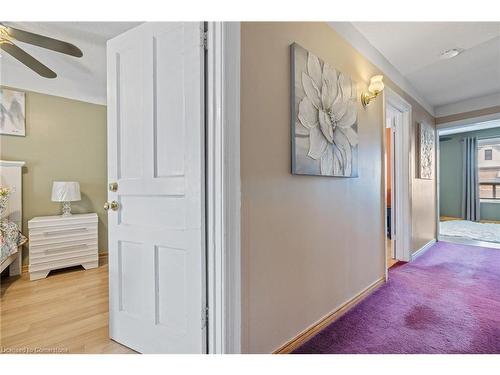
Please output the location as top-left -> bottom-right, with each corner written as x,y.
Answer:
436,129 -> 441,240
383,87 -> 412,268
389,122 -> 396,257
433,114 -> 500,240
205,21 -> 241,354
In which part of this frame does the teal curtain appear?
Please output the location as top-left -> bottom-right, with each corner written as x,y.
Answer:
462,137 -> 480,221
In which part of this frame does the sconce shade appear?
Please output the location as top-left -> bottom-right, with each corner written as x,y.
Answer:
51,181 -> 81,202
368,75 -> 384,94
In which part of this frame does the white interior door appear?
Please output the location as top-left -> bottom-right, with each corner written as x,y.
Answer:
107,22 -> 206,354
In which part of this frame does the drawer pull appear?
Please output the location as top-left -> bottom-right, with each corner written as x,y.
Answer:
44,244 -> 88,253
43,227 -> 88,236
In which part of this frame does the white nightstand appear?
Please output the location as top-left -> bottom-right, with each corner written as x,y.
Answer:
28,213 -> 98,280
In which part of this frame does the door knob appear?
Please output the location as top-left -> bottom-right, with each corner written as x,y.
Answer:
104,201 -> 119,211
109,182 -> 118,192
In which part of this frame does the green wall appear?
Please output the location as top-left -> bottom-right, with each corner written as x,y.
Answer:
0,88 -> 107,266
439,126 -> 500,221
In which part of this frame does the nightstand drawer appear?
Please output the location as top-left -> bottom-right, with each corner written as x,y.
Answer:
29,239 -> 97,255
29,227 -> 97,245
28,213 -> 97,230
30,246 -> 97,265
29,224 -> 95,237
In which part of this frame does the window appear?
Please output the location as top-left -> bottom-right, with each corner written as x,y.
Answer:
478,138 -> 500,200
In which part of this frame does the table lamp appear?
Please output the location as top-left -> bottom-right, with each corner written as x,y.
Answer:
51,181 -> 81,216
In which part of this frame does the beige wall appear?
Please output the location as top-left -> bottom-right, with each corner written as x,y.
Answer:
0,88 -> 107,265
409,98 -> 436,252
240,22 -> 436,353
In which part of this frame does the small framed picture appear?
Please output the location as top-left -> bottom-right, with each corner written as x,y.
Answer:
418,122 -> 435,180
0,88 -> 26,137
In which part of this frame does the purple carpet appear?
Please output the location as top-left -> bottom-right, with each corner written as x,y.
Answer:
293,241 -> 500,354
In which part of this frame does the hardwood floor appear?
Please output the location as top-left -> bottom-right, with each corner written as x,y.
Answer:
440,216 -> 462,222
0,262 -> 136,354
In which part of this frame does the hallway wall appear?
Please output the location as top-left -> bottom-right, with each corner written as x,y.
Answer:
240,22 -> 436,354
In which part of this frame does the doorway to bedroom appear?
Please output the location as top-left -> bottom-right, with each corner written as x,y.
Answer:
1,21 -> 239,355
385,108 -> 398,268
438,119 -> 500,248
384,88 -> 413,270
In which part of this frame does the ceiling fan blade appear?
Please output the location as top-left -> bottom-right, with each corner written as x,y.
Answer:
1,42 -> 57,78
2,24 -> 83,58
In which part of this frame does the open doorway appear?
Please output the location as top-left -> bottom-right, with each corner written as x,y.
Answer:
385,111 -> 398,268
384,88 -> 412,271
437,119 -> 500,248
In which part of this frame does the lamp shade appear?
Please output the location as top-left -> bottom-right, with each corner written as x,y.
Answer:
368,75 -> 384,94
51,181 -> 81,202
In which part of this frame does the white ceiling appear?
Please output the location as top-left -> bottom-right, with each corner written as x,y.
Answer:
352,22 -> 500,109
0,22 -> 141,104
2,22 -> 500,112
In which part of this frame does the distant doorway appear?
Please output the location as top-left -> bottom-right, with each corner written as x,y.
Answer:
385,105 -> 399,268
384,88 -> 412,272
437,121 -> 500,249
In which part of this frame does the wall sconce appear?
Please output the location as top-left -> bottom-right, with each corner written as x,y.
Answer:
361,75 -> 384,107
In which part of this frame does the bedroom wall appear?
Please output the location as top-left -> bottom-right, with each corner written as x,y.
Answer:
439,126 -> 500,221
240,22 -> 436,353
0,88 -> 107,266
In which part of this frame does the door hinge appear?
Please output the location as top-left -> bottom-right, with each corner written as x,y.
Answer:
201,31 -> 208,50
202,306 -> 209,328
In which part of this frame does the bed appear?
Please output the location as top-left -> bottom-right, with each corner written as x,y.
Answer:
0,160 -> 26,276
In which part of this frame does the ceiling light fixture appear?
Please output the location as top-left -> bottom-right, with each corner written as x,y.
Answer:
440,48 -> 463,60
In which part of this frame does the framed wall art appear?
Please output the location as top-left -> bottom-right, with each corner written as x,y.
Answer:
291,43 -> 358,177
418,122 -> 435,180
0,88 -> 26,137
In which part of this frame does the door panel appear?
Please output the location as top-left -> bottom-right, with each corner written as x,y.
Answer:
107,22 -> 206,354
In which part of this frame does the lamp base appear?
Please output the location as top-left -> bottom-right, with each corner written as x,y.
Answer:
61,201 -> 72,216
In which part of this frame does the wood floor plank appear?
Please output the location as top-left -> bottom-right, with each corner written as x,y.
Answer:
0,263 -> 136,354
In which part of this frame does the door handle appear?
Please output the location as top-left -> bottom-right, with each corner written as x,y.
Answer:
104,201 -> 120,211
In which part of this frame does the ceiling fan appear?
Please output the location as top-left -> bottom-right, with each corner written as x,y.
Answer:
0,23 -> 83,79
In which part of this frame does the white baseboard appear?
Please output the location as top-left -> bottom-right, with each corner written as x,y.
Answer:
411,239 -> 436,261
273,276 -> 386,354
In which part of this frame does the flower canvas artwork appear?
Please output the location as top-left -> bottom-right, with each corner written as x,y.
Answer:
418,122 -> 434,179
291,43 -> 359,177
0,88 -> 26,137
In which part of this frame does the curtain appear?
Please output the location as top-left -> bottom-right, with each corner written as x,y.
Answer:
462,137 -> 480,221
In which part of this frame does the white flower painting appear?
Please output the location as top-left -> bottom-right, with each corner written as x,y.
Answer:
418,122 -> 434,179
291,43 -> 358,177
0,88 -> 26,137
